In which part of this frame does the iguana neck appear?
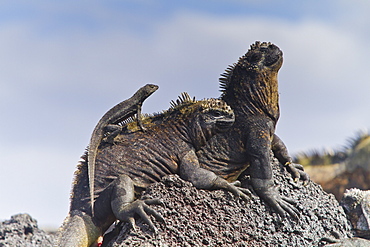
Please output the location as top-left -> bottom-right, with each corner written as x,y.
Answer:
221,67 -> 280,124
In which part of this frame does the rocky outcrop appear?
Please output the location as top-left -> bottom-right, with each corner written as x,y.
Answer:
102,158 -> 353,247
294,131 -> 370,200
325,237 -> 370,247
303,163 -> 370,201
340,188 -> 370,239
0,214 -> 54,247
4,159 -> 369,246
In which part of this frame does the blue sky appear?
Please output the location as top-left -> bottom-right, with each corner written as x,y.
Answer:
1,0 -> 370,228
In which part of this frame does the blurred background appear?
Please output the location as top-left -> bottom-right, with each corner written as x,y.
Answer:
1,0 -> 370,229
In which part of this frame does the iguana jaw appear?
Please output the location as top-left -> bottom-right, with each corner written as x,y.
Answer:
215,117 -> 235,132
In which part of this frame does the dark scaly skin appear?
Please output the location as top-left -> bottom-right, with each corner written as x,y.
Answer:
88,84 -> 158,215
56,93 -> 251,247
197,41 -> 309,219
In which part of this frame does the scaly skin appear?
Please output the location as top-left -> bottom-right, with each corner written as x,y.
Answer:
197,41 -> 309,218
88,84 -> 158,214
56,93 -> 251,247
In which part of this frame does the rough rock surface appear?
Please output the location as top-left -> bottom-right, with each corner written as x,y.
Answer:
1,160 -> 358,246
0,214 -> 54,247
102,157 -> 354,247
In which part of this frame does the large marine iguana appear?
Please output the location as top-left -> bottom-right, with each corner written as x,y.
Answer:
196,41 -> 309,218
56,93 -> 251,247
88,84 -> 158,215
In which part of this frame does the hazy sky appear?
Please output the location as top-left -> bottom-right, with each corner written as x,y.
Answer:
1,0 -> 370,228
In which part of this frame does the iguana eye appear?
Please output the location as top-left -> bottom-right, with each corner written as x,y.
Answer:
247,53 -> 261,63
211,110 -> 223,117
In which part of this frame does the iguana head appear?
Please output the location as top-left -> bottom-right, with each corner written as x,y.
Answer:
195,97 -> 235,134
243,41 -> 283,72
168,93 -> 235,150
134,83 -> 159,97
220,41 -> 283,122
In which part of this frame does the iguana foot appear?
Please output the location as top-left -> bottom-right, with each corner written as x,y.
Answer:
251,178 -> 299,219
118,198 -> 165,233
138,125 -> 147,132
213,177 -> 254,201
285,162 -> 310,185
137,118 -> 147,132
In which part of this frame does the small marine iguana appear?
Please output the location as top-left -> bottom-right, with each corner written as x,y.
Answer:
197,41 -> 309,218
88,84 -> 158,215
56,93 -> 250,247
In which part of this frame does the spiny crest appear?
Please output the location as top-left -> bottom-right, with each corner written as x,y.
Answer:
293,148 -> 347,167
250,41 -> 272,51
219,64 -> 236,95
169,92 -> 232,115
121,92 -> 197,124
219,41 -> 276,96
120,93 -> 233,133
219,41 -> 263,95
344,129 -> 370,151
169,92 -> 196,109
293,130 -> 370,167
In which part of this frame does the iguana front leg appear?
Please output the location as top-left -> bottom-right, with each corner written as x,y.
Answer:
271,134 -> 309,184
110,175 -> 164,232
246,128 -> 299,219
135,104 -> 147,132
180,150 -> 252,201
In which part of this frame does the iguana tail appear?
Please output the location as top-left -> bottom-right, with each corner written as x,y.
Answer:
55,210 -> 101,247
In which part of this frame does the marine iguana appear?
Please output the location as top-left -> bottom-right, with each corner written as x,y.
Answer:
88,84 -> 158,215
294,130 -> 370,200
56,93 -> 251,247
196,41 -> 309,218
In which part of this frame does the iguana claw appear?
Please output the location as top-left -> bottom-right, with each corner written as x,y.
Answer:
213,177 -> 254,201
251,178 -> 299,219
117,198 -> 164,233
285,162 -> 310,186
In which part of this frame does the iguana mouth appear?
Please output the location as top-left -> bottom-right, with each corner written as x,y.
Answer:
263,44 -> 282,66
215,118 -> 235,132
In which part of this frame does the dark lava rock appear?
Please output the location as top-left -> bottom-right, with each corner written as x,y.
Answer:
102,157 -> 354,247
0,213 -> 54,247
